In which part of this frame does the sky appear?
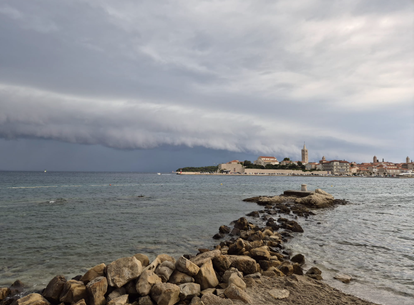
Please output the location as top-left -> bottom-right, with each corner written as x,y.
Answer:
0,0 -> 413,172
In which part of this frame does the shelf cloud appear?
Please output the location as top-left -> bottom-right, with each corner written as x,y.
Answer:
0,0 -> 413,169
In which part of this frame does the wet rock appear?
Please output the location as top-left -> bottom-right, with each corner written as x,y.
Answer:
107,294 -> 128,305
306,267 -> 323,280
59,280 -> 87,304
212,256 -> 231,273
80,263 -> 106,284
168,270 -> 194,285
292,263 -> 303,275
150,283 -> 180,305
134,254 -> 150,268
9,280 -> 24,296
219,225 -> 231,234
107,256 -> 143,288
278,262 -> 294,276
17,294 -> 49,305
136,269 -> 162,296
194,260 -> 219,290
250,246 -> 271,261
155,261 -> 175,283
258,259 -> 281,271
334,273 -> 352,284
0,288 -> 11,301
42,275 -> 66,303
212,233 -> 224,240
233,217 -> 249,231
178,283 -> 200,301
229,227 -> 240,236
176,257 -> 200,277
246,211 -> 259,217
86,276 -> 108,305
227,239 -> 245,255
291,254 -> 305,265
201,293 -> 233,305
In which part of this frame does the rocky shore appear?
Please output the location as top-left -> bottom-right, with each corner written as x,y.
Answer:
0,189 -> 379,305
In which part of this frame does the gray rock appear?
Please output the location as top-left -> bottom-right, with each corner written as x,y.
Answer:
42,275 -> 66,303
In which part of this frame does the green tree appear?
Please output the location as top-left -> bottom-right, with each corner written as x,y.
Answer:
283,157 -> 290,161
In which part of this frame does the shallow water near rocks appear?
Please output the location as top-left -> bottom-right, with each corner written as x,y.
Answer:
0,172 -> 413,304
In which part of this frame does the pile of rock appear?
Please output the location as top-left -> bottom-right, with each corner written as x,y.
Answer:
244,188 -> 349,210
0,215 -> 322,305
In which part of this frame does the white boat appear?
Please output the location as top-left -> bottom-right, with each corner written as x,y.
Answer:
157,173 -> 161,175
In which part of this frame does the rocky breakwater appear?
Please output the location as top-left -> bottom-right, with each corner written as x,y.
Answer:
0,189 -> 376,305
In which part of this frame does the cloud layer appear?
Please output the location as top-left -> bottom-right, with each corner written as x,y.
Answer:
0,0 -> 413,164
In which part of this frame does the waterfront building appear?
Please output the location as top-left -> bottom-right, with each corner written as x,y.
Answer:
301,144 -> 308,164
218,160 -> 244,173
373,156 -> 378,163
254,156 -> 279,166
407,156 -> 410,164
321,160 -> 351,175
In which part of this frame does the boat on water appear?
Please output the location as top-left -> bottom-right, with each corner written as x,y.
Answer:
157,173 -> 161,175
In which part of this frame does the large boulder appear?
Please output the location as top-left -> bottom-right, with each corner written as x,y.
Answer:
227,239 -> 245,256
194,260 -> 219,290
233,218 -> 249,230
17,294 -> 50,305
227,256 -> 258,275
212,256 -> 231,273
306,267 -> 323,280
178,283 -> 200,301
150,283 -> 180,305
80,263 -> 106,284
59,280 -> 88,304
107,256 -> 142,288
86,276 -> 108,305
136,269 -> 162,296
175,257 -> 200,277
250,246 -> 271,261
42,275 -> 66,303
295,190 -> 335,208
134,254 -> 150,268
190,250 -> 221,267
146,255 -> 175,273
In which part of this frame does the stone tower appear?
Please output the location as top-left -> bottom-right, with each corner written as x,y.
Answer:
301,143 -> 308,164
407,156 -> 410,164
373,156 -> 378,163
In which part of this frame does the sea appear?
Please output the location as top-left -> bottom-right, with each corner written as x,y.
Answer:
0,171 -> 413,305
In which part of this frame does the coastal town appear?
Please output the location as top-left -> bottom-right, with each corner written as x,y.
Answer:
178,145 -> 414,177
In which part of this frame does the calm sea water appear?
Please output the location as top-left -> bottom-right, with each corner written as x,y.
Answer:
0,172 -> 413,304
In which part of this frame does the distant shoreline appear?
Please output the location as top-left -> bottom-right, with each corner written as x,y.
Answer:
175,172 -> 406,178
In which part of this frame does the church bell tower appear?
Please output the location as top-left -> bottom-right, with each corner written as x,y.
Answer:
301,143 -> 308,164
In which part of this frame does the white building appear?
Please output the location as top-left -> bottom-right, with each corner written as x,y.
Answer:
254,156 -> 279,166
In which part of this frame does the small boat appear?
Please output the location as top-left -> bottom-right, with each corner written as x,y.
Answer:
44,170 -> 47,173
157,173 -> 161,175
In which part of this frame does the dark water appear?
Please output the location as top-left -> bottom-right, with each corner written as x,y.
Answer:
0,172 -> 413,304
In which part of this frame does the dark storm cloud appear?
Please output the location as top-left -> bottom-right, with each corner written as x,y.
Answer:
0,0 -> 413,165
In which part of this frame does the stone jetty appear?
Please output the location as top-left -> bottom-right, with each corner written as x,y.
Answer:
0,189 -> 377,305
